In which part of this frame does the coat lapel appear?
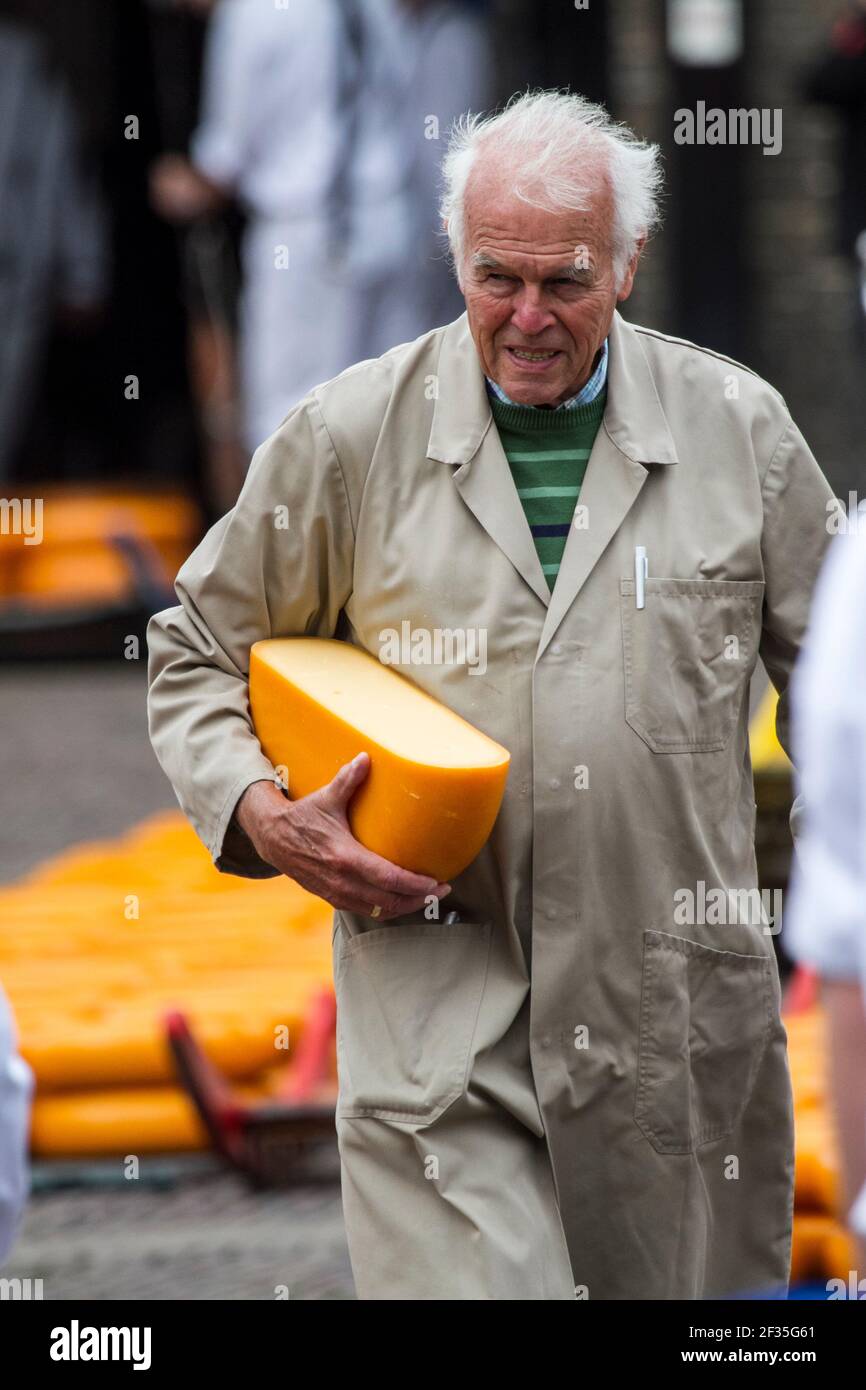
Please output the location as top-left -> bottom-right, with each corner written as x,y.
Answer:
537,311 -> 680,657
426,315 -> 550,607
425,310 -> 680,633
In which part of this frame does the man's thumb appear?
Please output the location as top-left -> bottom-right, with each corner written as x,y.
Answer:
324,752 -> 371,810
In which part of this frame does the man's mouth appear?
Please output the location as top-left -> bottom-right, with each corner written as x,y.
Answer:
505,347 -> 561,364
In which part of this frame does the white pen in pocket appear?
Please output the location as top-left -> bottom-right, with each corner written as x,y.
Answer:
634,546 -> 648,609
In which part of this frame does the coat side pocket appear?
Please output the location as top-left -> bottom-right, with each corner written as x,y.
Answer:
634,929 -> 774,1154
334,920 -> 492,1124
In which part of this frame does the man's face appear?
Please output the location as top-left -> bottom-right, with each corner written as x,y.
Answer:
460,167 -> 641,407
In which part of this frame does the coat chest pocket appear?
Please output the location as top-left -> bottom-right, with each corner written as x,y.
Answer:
634,930 -> 773,1154
620,578 -> 764,753
334,920 -> 492,1124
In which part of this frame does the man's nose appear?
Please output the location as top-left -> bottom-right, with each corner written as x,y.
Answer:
510,288 -> 556,336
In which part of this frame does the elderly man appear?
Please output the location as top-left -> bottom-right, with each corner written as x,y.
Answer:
148,91 -> 834,1300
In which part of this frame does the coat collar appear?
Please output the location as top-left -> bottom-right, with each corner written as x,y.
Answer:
425,310 -> 680,651
426,308 -> 680,469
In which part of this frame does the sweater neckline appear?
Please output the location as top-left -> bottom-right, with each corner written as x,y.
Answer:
489,384 -> 607,432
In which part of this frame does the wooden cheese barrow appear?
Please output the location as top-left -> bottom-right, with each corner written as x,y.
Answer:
165,986 -> 338,1188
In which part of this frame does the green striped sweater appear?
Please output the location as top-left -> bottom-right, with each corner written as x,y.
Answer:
490,386 -> 607,589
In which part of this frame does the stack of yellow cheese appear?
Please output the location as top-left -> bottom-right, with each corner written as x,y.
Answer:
0,487 -> 201,608
0,812 -> 333,1155
750,689 -> 860,1285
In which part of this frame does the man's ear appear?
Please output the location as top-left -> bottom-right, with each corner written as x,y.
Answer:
616,236 -> 646,303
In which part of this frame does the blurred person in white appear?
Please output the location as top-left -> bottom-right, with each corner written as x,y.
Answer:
386,0 -> 492,331
0,985 -> 32,1264
152,0 -> 488,456
786,526 -> 866,1270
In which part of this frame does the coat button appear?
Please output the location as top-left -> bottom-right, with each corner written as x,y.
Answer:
545,907 -> 557,920
551,642 -> 563,655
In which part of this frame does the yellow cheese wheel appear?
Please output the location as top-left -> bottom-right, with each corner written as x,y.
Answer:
21,1001 -> 313,1090
821,1222 -> 860,1281
0,488 -> 200,606
794,1136 -> 840,1214
31,1087 -> 208,1155
791,1065 -> 824,1112
249,638 -> 510,881
790,1213 -> 832,1283
790,1214 -> 861,1285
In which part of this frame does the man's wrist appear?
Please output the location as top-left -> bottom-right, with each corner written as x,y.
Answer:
234,779 -> 289,860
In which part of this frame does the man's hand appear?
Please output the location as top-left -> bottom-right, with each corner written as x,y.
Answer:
235,754 -> 452,920
149,154 -> 228,223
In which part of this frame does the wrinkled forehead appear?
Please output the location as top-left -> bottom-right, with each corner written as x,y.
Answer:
463,159 -> 615,266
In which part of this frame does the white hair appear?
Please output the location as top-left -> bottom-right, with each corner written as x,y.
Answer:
439,89 -> 664,290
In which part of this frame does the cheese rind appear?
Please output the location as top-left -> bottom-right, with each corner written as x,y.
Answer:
249,639 -> 510,880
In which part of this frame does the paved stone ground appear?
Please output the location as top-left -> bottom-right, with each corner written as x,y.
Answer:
0,663 -> 356,1300
4,1157 -> 353,1302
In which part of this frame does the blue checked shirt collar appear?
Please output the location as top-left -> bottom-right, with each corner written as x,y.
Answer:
486,337 -> 609,409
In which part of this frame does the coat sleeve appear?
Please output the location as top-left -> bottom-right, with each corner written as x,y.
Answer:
757,413 -> 837,843
147,396 -> 357,877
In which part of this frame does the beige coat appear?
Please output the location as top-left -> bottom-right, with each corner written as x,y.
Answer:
148,310 -> 835,1299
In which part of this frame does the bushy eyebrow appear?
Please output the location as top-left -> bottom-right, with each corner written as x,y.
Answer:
471,252 -> 591,283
